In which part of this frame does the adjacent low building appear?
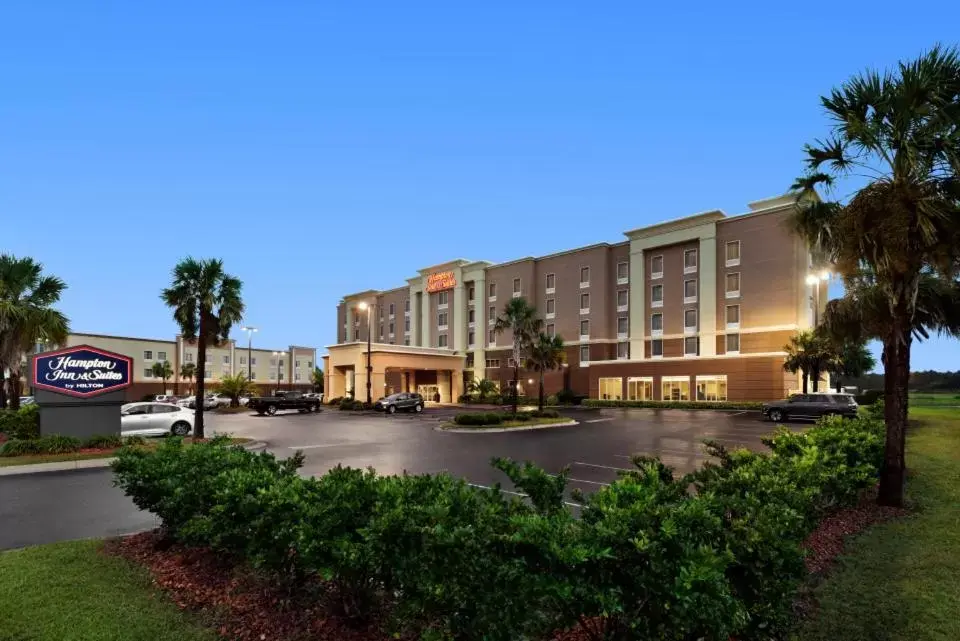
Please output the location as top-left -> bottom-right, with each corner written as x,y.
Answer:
325,194 -> 824,402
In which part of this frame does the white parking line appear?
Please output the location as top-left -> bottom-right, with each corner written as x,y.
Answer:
584,417 -> 614,423
288,443 -> 353,450
547,474 -> 610,486
614,449 -> 709,459
469,483 -> 582,508
573,462 -> 632,472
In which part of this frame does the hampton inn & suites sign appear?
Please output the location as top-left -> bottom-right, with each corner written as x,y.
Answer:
426,271 -> 457,293
33,345 -> 132,398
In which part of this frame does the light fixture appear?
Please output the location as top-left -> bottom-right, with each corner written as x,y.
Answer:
805,274 -> 818,286
820,270 -> 830,281
358,301 -> 368,311
527,378 -> 533,384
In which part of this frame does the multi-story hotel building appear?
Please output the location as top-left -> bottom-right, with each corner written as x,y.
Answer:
325,194 -> 824,403
27,332 -> 318,401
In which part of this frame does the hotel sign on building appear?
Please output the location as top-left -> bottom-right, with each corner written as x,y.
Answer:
426,271 -> 457,293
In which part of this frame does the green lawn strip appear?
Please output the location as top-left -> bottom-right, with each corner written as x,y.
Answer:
0,540 -> 216,641
796,407 -> 960,641
443,416 -> 571,429
0,437 -> 253,467
908,392 -> 960,407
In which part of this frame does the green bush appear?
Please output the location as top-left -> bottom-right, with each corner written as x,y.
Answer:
0,439 -> 42,457
555,389 -> 586,405
583,399 -> 765,410
0,405 -> 40,440
855,389 -> 882,405
338,398 -> 371,410
326,396 -> 343,406
453,412 -> 503,426
528,409 -> 560,418
83,434 -> 124,449
123,435 -> 147,446
545,393 -> 559,406
0,434 -> 83,456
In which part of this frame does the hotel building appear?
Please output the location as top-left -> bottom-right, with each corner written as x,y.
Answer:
325,194 -> 824,403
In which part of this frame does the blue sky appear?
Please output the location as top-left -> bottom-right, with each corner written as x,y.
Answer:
3,1 -> 958,370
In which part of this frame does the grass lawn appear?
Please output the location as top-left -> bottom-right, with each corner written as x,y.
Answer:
796,406 -> 960,641
0,540 -> 216,641
0,437 -> 253,468
908,391 -> 960,407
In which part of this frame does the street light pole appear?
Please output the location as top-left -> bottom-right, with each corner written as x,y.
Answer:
358,302 -> 372,405
241,326 -> 258,381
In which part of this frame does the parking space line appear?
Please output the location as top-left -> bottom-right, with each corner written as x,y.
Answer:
584,417 -> 614,423
573,462 -> 632,472
547,474 -> 610,486
469,483 -> 582,508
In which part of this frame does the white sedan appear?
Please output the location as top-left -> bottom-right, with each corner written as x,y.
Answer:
121,402 -> 194,437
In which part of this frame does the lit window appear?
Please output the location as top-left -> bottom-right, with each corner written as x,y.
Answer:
617,342 -> 629,359
726,333 -> 740,354
580,266 -> 590,287
651,339 -> 663,357
651,313 -> 663,334
580,292 -> 590,313
617,261 -> 629,283
438,334 -> 448,348
617,316 -> 628,337
726,272 -> 741,298
684,336 -> 699,356
598,377 -> 622,400
662,376 -> 691,401
651,284 -> 664,307
684,279 -> 697,302
684,249 -> 698,273
696,375 -> 728,401
580,320 -> 590,338
546,323 -> 555,337
546,298 -> 555,317
684,309 -> 697,332
627,377 -> 653,400
651,255 -> 663,278
545,273 -> 555,292
726,304 -> 740,328
579,345 -> 590,363
617,289 -> 628,310
726,241 -> 741,266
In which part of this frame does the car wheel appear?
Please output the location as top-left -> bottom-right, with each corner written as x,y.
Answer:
769,409 -> 785,422
387,405 -> 396,414
257,411 -> 265,416
170,421 -> 191,437
414,403 -> 423,413
266,404 -> 278,416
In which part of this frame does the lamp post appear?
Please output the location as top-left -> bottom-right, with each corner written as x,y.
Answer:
357,302 -> 373,405
806,271 -> 830,325
272,351 -> 286,394
241,326 -> 258,381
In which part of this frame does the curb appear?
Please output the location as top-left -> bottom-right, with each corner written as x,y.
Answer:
435,420 -> 580,434
0,440 -> 269,477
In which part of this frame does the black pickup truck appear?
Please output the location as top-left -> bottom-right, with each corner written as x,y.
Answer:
247,392 -> 322,416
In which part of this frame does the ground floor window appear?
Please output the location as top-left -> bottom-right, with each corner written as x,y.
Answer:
696,375 -> 727,401
662,376 -> 690,401
627,377 -> 652,401
598,377 -> 622,400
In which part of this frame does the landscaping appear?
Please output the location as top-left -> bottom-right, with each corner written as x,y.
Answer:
583,399 -> 764,410
447,409 -> 569,429
0,434 -> 251,467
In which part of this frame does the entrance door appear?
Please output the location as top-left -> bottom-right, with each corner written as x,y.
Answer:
418,384 -> 439,403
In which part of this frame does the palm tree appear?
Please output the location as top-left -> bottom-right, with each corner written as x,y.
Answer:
525,333 -> 566,411
791,47 -> 960,506
151,360 -> 174,395
826,339 -> 877,393
161,258 -> 244,438
467,377 -> 499,401
311,367 -> 324,393
0,255 -> 69,410
217,372 -> 254,407
180,363 -> 196,395
783,331 -> 817,394
493,297 -> 542,413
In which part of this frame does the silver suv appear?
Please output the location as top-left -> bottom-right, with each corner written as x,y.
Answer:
762,393 -> 859,422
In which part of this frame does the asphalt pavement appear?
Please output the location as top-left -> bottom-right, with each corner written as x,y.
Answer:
0,406 -> 797,550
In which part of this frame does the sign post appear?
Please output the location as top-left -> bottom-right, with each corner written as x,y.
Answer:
32,345 -> 132,438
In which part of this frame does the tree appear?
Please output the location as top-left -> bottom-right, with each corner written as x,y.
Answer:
151,360 -> 173,394
827,339 -> 877,393
525,333 -> 566,411
791,47 -> 960,506
161,258 -> 244,438
493,297 -> 542,414
783,330 -> 823,394
217,372 -> 254,407
0,255 -> 69,410
311,367 -> 324,393
467,378 -> 499,401
180,363 -> 196,394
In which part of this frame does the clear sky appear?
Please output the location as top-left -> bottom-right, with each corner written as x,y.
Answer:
3,1 -> 958,370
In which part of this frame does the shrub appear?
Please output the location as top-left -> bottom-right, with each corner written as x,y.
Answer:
326,396 -> 343,406
855,389 -> 882,405
545,393 -> 559,406
555,389 -> 585,405
0,439 -> 42,457
83,434 -> 124,449
123,435 -> 147,446
503,412 -> 531,422
528,409 -> 560,418
453,412 -> 503,426
0,405 -> 40,440
36,434 -> 82,454
583,399 -> 764,410
338,398 -> 356,410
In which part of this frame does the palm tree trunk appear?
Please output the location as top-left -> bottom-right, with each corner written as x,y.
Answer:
512,363 -> 519,414
538,372 -> 545,412
0,369 -> 6,409
835,377 -> 842,393
878,328 -> 910,507
8,371 -> 21,410
811,367 -> 820,393
194,334 -> 207,439
802,372 -> 809,394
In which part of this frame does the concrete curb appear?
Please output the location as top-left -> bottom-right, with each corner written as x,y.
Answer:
435,420 -> 580,434
0,440 -> 269,477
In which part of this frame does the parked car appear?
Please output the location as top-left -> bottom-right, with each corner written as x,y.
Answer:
19,396 -> 35,406
762,393 -> 858,422
207,393 -> 232,408
177,396 -> 218,411
247,391 -> 322,416
121,402 -> 193,436
374,392 -> 425,414
154,394 -> 178,403
304,392 -> 324,402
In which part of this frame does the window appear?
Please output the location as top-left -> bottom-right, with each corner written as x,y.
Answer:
598,377 -> 622,400
205,370 -> 212,379
726,272 -> 741,298
651,312 -> 663,335
438,312 -> 448,330
157,351 -> 166,361
485,358 -> 500,369
684,336 -> 699,356
248,372 -> 255,380
251,357 -> 257,366
725,240 -> 741,267
627,377 -> 653,400
279,359 -> 285,367
438,334 -> 448,348
405,317 -> 411,332
579,345 -> 590,363
617,261 -> 629,284
468,308 -> 475,324
379,325 -> 384,339
279,372 -> 284,381
580,266 -> 590,287
684,249 -> 698,273
651,284 -> 664,308
617,316 -> 628,338
295,372 -> 302,381
438,291 -> 449,308
546,323 -> 555,337
546,298 -> 555,318
684,309 -> 697,333
489,283 -> 497,300
545,273 -> 555,293
185,352 -> 193,362
143,368 -> 153,378
513,277 -> 521,296
269,371 -> 276,381
651,255 -> 663,279
270,357 -> 278,367
405,298 -> 411,312
580,320 -> 590,338
580,292 -> 590,314
404,337 -> 410,346
379,306 -> 384,321
488,306 -> 496,324
240,356 -> 247,365
508,357 -> 516,368
295,360 -> 301,367
389,302 -> 396,317
143,350 -> 153,360
617,289 -> 628,311
488,329 -> 496,346
617,342 -> 629,359
468,331 -> 475,347
388,322 -> 395,336
726,304 -> 740,329
307,361 -> 312,368
726,333 -> 740,354
662,376 -> 691,401
697,375 -> 728,401
354,330 -> 360,340
223,355 -> 230,364
651,339 -> 663,357
684,279 -> 697,303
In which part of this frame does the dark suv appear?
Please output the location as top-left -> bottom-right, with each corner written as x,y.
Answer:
375,392 -> 425,414
762,393 -> 859,422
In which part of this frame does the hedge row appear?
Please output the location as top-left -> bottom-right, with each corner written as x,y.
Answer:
0,433 -> 146,457
454,409 -> 562,426
583,399 -> 765,410
0,405 -> 40,440
112,417 -> 883,640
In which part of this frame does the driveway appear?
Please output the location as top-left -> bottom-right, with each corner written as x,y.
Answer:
0,407 -> 799,549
